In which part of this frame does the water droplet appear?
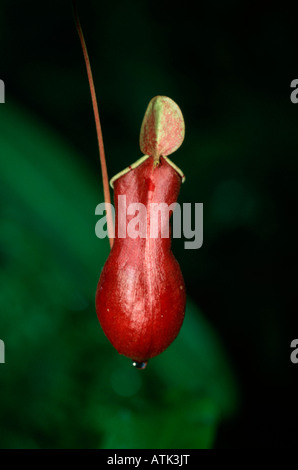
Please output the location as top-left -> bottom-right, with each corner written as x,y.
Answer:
132,361 -> 148,370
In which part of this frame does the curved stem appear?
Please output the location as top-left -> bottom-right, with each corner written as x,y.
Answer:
72,1 -> 114,248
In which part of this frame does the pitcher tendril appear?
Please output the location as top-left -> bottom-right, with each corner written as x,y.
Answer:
72,0 -> 114,247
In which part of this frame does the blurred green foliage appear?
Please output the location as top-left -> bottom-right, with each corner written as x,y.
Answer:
0,102 -> 237,448
1,0 -> 297,449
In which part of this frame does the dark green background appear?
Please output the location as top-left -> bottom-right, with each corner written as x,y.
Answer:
0,0 -> 297,448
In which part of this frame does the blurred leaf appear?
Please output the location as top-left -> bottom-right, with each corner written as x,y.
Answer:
0,102 -> 238,449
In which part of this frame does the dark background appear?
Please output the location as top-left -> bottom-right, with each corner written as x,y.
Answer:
0,0 -> 297,448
